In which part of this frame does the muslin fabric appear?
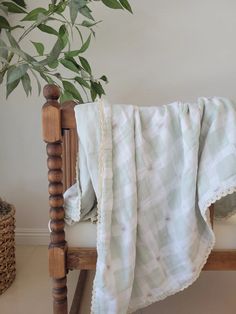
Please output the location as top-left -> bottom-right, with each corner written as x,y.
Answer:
65,97 -> 236,313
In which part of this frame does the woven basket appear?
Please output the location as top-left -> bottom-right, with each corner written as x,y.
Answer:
0,203 -> 16,295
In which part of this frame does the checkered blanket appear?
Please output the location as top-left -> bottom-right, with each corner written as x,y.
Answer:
71,97 -> 236,313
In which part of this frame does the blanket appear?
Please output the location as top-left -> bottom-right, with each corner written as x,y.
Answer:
65,97 -> 236,313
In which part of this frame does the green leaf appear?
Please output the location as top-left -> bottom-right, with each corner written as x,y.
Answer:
41,26 -> 67,65
48,60 -> 58,69
79,6 -> 94,21
37,24 -> 58,36
6,77 -> 20,97
22,8 -> 47,21
69,0 -> 87,24
58,24 -> 68,49
119,0 -> 132,13
0,38 -> 8,59
79,56 -> 91,74
62,80 -> 83,102
31,41 -> 44,56
60,59 -> 80,74
39,72 -> 52,84
7,64 -> 29,84
48,3 -> 55,12
11,0 -> 26,9
39,71 -> 49,82
60,90 -> 74,103
101,0 -> 123,9
47,76 -> 54,84
65,56 -> 82,69
21,72 -> 32,96
78,34 -> 91,53
90,87 -> 97,101
42,39 -> 63,64
54,2 -> 66,14
7,45 -> 40,68
75,26 -> 84,44
90,28 -> 96,38
75,76 -> 90,88
64,50 -> 80,58
6,33 -> 41,67
91,81 -> 105,96
0,16 -> 10,29
81,20 -> 101,28
5,30 -> 20,49
2,2 -> 26,13
100,75 -> 108,83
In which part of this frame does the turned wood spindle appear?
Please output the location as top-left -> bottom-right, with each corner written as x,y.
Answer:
42,84 -> 68,314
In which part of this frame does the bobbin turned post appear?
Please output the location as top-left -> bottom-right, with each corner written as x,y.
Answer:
42,84 -> 68,314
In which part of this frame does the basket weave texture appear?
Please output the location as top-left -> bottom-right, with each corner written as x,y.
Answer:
0,204 -> 16,295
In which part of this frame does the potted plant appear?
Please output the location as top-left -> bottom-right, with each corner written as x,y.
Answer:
0,0 -> 132,102
0,198 -> 16,294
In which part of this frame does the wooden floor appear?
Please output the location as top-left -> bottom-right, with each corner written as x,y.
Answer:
1,246 -> 236,314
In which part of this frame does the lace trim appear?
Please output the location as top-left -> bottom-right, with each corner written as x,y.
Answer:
75,139 -> 82,221
91,97 -> 106,313
202,186 -> 236,214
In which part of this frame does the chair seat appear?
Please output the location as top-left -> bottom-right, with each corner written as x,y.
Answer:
65,222 -> 97,247
66,215 -> 236,249
214,215 -> 236,249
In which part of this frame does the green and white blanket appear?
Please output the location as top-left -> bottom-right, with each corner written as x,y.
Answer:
65,97 -> 236,313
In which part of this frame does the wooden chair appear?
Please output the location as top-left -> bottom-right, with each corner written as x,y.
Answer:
42,84 -> 236,314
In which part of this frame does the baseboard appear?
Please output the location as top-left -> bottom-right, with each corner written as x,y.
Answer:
15,228 -> 50,245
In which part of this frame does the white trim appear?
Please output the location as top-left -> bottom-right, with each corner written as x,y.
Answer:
15,228 -> 49,245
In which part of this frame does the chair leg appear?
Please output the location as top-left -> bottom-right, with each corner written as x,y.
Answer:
209,204 -> 214,228
52,277 -> 68,314
70,270 -> 88,314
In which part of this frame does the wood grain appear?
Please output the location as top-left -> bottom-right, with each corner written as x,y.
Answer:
67,248 -> 97,270
62,126 -> 78,191
49,246 -> 67,278
203,250 -> 236,270
42,84 -> 60,143
61,101 -> 77,129
52,277 -> 68,314
67,248 -> 236,271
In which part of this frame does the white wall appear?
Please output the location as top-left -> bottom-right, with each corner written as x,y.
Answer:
1,0 -> 236,229
1,0 -> 236,313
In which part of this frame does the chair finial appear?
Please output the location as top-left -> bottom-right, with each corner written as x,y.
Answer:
43,84 -> 60,101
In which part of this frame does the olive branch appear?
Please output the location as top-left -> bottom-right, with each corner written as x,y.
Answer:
0,0 -> 132,102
